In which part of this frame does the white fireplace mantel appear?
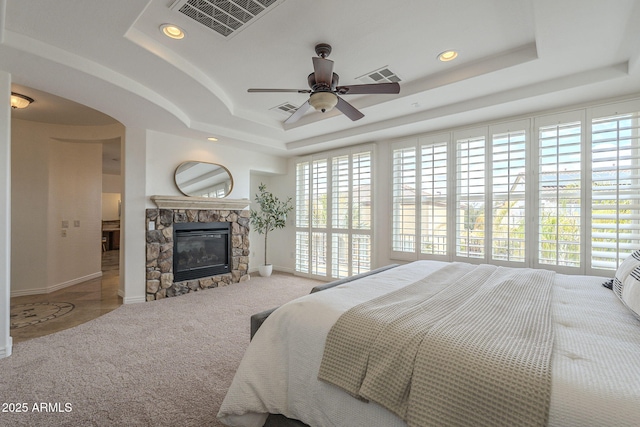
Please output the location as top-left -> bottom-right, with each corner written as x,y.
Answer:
150,195 -> 250,210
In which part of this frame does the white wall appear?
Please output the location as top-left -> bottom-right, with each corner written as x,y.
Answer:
251,169 -> 297,273
145,130 -> 287,203
0,72 -> 12,358
47,140 -> 102,289
102,173 -> 122,193
121,127 -> 147,304
11,119 -> 125,295
102,193 -> 120,220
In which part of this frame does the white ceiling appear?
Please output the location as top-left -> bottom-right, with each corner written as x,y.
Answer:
2,0 -> 640,157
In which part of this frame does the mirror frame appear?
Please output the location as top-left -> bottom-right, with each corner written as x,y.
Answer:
174,161 -> 234,198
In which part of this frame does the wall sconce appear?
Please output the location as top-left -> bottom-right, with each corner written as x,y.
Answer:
11,92 -> 34,109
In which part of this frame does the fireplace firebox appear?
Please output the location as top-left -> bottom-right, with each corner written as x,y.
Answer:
173,222 -> 232,282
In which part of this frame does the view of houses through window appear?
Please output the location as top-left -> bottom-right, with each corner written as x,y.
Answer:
391,101 -> 640,275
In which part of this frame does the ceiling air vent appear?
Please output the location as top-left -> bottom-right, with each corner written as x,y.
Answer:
270,102 -> 299,115
356,66 -> 402,84
171,0 -> 286,38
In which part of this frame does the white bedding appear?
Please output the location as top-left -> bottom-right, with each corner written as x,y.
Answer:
217,261 -> 640,427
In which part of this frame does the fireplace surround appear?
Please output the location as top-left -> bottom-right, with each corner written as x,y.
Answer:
145,200 -> 250,301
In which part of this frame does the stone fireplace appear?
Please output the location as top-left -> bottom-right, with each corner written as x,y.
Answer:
173,222 -> 232,282
145,196 -> 250,301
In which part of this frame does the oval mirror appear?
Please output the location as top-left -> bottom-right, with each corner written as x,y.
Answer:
174,161 -> 233,198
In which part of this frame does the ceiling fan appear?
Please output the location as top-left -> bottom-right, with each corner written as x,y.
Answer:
248,43 -> 400,124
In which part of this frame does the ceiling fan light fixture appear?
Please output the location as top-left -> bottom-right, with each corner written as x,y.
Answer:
437,50 -> 458,62
309,91 -> 338,113
10,92 -> 34,109
160,24 -> 185,40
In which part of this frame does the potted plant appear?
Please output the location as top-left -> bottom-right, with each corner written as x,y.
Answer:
250,183 -> 294,277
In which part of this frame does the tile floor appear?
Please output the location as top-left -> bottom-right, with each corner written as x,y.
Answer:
10,250 -> 122,343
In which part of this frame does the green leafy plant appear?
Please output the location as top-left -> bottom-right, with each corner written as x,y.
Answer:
250,183 -> 294,266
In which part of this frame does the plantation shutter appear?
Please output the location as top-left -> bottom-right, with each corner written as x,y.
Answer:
351,151 -> 372,275
420,140 -> 448,256
456,133 -> 486,259
295,162 -> 310,273
591,111 -> 640,270
490,126 -> 527,263
392,145 -> 418,253
295,146 -> 373,279
536,117 -> 582,268
331,155 -> 350,278
311,159 -> 328,276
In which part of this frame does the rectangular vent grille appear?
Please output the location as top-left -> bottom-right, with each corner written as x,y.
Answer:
171,0 -> 284,38
271,102 -> 299,115
357,66 -> 402,84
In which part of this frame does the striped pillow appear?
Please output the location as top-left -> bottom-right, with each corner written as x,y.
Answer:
613,250 -> 640,321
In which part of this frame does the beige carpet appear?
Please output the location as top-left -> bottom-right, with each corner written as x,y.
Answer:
0,273 -> 322,427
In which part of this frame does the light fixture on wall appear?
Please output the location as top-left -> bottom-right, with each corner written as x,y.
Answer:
10,92 -> 34,109
309,91 -> 338,113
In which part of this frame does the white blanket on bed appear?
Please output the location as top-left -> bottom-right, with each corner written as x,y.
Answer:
218,261 -> 640,427
319,263 -> 555,427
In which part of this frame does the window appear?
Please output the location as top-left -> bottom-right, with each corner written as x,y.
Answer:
590,110 -> 640,270
456,133 -> 486,259
295,162 -> 310,274
296,146 -> 373,279
389,99 -> 640,275
392,138 -> 448,258
420,141 -> 448,255
491,128 -> 526,263
392,146 -> 417,253
536,118 -> 582,268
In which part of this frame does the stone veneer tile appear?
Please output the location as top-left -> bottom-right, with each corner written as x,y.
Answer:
145,208 -> 250,301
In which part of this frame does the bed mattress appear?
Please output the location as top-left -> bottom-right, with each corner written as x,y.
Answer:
218,261 -> 640,427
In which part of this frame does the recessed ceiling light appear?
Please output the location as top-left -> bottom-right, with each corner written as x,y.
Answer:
437,50 -> 458,62
207,137 -> 218,142
160,24 -> 185,40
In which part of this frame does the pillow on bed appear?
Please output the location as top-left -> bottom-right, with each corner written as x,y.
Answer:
613,250 -> 640,321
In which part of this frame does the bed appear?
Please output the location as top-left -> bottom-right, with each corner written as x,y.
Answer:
217,258 -> 640,427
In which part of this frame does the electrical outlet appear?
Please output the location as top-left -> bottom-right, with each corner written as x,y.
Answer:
62,220 -> 69,228
148,221 -> 155,231
74,220 -> 80,227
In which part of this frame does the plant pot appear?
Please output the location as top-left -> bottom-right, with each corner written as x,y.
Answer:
258,264 -> 273,277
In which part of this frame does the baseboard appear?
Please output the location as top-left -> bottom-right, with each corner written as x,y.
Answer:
123,295 -> 146,304
10,271 -> 103,297
248,265 -> 294,275
0,337 -> 12,359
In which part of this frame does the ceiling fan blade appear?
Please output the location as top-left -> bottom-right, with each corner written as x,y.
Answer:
284,100 -> 312,124
335,82 -> 400,95
335,96 -> 364,121
312,57 -> 334,85
248,88 -> 311,93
